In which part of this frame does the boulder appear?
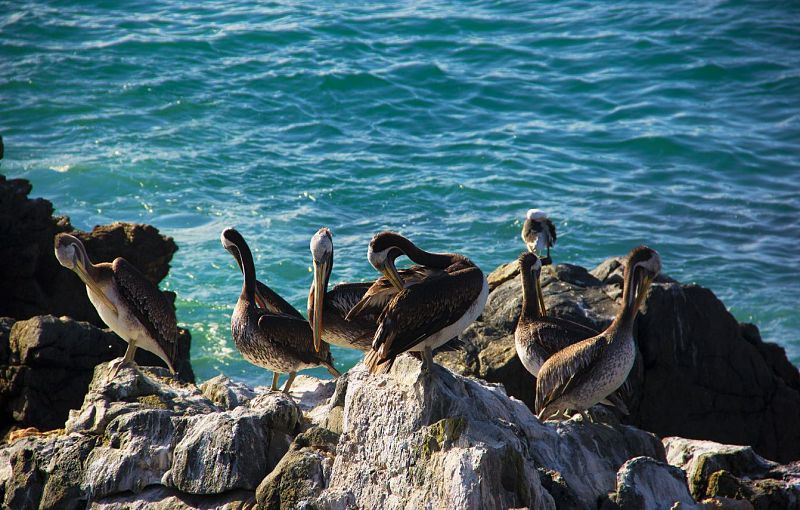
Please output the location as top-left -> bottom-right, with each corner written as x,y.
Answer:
603,456 -> 697,510
0,315 -> 192,438
664,437 -> 800,508
0,362 -> 304,509
311,357 -> 664,510
439,256 -> 800,463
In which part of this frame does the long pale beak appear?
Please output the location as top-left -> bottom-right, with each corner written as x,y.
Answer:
534,268 -> 547,317
381,260 -> 405,292
311,259 -> 329,352
74,263 -> 118,315
634,273 -> 654,310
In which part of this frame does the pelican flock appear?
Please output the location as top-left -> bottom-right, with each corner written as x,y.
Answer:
53,207 -> 661,425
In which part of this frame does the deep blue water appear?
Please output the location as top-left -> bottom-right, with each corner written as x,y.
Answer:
2,0 -> 798,386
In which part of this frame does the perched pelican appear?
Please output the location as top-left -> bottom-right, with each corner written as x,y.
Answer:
54,233 -> 178,375
221,228 -> 339,393
521,209 -> 556,264
515,252 -> 628,414
308,228 -> 375,352
308,227 -> 449,353
535,246 -> 661,420
349,232 -> 488,374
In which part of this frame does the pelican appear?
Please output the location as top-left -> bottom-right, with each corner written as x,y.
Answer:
349,232 -> 488,374
221,228 -> 339,393
308,227 -> 445,353
521,209 -> 556,264
535,246 -> 661,421
515,252 -> 628,414
54,233 -> 178,375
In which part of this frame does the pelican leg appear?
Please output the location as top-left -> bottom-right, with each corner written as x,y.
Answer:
283,372 -> 297,393
422,346 -> 434,376
579,410 -> 595,424
270,372 -> 281,392
109,340 -> 137,379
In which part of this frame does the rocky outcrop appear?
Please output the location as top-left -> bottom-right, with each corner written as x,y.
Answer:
0,176 -> 179,325
603,456 -> 697,510
0,362 -> 301,509
0,316 -> 193,439
437,257 -> 800,463
310,357 -> 665,509
664,437 -> 800,509
0,175 -> 193,436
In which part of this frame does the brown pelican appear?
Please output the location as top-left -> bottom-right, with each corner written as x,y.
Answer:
515,252 -> 628,415
521,209 -> 556,265
221,228 -> 339,392
349,232 -> 488,374
308,227 -> 448,353
54,233 -> 178,375
535,246 -> 661,420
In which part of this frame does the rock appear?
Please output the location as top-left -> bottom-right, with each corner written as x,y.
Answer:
487,261 -> 519,291
603,456 -> 696,510
0,176 -> 178,326
0,315 -> 192,438
200,374 -> 256,410
439,256 -> 800,463
664,437 -> 800,508
90,486 -> 254,509
0,361 -> 305,508
311,357 -> 664,510
256,427 -> 338,510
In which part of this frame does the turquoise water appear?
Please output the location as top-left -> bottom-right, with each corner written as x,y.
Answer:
2,1 -> 799,386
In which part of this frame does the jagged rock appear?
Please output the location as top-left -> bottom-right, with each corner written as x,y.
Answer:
256,427 -> 338,510
200,375 -> 256,410
603,456 -> 696,510
0,176 -> 178,325
90,486 -> 254,509
438,256 -> 800,463
311,357 -> 664,510
664,437 -> 800,508
0,315 -> 192,438
0,362 -> 304,508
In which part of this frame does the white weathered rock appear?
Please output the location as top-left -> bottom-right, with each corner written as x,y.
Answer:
199,374 -> 256,410
313,357 -> 664,509
606,456 -> 697,510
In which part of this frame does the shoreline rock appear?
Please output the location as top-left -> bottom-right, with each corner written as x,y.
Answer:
438,258 -> 800,464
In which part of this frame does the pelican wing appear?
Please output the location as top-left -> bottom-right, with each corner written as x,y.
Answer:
369,265 -> 484,366
112,258 -> 178,364
254,279 -> 304,320
345,265 -> 443,321
529,317 -> 599,358
256,311 -> 333,366
544,217 -> 557,246
534,335 -> 608,414
325,282 -> 372,317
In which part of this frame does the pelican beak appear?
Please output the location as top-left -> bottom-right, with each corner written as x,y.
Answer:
74,263 -> 118,315
311,258 -> 329,352
534,267 -> 547,317
634,272 -> 655,309
381,260 -> 405,292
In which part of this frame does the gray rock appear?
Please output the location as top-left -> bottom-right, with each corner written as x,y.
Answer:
664,437 -> 800,507
90,486 -> 253,509
439,256 -> 800,463
200,374 -> 256,410
312,357 -> 664,510
604,456 -> 696,510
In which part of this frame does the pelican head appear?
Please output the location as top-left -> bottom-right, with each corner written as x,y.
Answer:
526,208 -> 548,221
367,232 -> 407,292
310,227 -> 334,352
220,228 -> 247,270
625,246 -> 662,309
54,233 -> 118,314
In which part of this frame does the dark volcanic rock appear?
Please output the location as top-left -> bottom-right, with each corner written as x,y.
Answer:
0,315 -> 193,437
0,175 -> 179,326
438,256 -> 800,463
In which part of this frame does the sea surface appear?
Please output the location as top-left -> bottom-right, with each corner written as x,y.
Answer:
2,0 -> 798,386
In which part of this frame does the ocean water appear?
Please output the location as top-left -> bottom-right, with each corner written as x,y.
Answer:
2,0 -> 798,386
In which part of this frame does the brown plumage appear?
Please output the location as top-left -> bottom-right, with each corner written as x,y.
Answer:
535,246 -> 661,420
351,232 -> 488,375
